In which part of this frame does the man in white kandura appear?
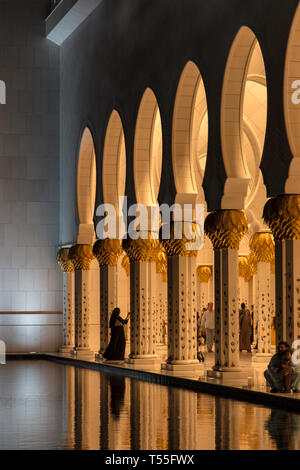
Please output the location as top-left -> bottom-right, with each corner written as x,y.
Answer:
201,302 -> 215,353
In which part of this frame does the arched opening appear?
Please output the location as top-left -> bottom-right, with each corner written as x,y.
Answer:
102,109 -> 129,335
102,109 -> 126,215
172,61 -> 208,207
77,127 -> 97,244
134,88 -> 162,207
221,27 -> 267,211
284,3 -> 300,192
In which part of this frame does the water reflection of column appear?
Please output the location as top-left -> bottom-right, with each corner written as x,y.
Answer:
156,385 -> 168,450
215,397 -> 240,450
109,376 -> 126,449
75,368 -> 99,449
57,248 -> 75,353
74,368 -> 82,450
62,365 -> 75,449
130,381 -> 157,450
257,408 -> 273,450
168,388 -> 197,450
100,374 -> 109,450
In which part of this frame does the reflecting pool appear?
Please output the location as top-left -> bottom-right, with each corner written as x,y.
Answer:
0,360 -> 299,450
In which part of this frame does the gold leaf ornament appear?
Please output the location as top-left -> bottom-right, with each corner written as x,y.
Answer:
204,210 -> 248,250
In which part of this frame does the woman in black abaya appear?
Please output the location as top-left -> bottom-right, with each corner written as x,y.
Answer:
103,308 -> 130,360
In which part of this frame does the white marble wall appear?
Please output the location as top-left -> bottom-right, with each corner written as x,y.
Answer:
0,1 -> 61,316
0,312 -> 62,352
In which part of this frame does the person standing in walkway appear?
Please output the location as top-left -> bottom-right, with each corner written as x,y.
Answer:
103,308 -> 130,361
239,302 -> 246,317
201,302 -> 215,352
239,308 -> 252,352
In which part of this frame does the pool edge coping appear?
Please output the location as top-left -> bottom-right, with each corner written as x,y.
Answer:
6,353 -> 300,413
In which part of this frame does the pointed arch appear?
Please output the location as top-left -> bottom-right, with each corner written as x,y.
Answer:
77,126 -> 97,244
220,26 -> 267,210
172,61 -> 208,207
102,110 -> 126,210
134,88 -> 163,207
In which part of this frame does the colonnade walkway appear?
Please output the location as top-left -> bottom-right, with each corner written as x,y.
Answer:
43,348 -> 300,412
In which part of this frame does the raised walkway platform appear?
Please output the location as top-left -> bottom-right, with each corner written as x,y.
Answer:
7,351 -> 300,413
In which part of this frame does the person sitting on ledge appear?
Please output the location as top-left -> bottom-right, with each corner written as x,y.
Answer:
264,341 -> 300,393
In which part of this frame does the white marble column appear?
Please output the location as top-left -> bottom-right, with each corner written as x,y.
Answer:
155,251 -> 168,359
120,255 -> 131,356
93,239 -> 123,358
264,195 -> 300,346
250,232 -> 274,356
205,210 -> 248,373
69,244 -> 95,359
196,266 -> 212,311
285,240 -> 300,344
238,256 -> 249,306
57,248 -> 75,353
123,235 -> 161,369
161,222 -> 200,374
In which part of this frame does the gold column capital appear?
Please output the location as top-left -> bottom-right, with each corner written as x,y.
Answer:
156,250 -> 167,282
196,265 -> 212,283
68,244 -> 95,271
122,232 -> 162,263
93,239 -> 123,267
56,248 -> 74,273
263,194 -> 300,241
249,232 -> 275,263
160,222 -> 201,257
121,255 -> 130,277
238,256 -> 248,279
244,251 -> 258,281
204,210 -> 248,250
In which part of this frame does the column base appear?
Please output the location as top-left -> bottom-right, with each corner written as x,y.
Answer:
208,366 -> 244,380
252,353 -> 272,363
71,348 -> 94,360
59,346 -> 75,354
125,355 -> 161,370
162,361 -> 202,376
156,344 -> 168,361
